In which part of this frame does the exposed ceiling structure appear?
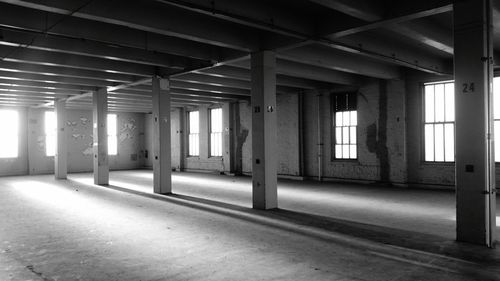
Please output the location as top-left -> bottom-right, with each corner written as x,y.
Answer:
0,0 -> 498,112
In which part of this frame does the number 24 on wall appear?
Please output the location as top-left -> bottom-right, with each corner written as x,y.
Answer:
462,82 -> 475,93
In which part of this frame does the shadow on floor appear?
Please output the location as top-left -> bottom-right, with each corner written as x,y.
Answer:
81,181 -> 500,271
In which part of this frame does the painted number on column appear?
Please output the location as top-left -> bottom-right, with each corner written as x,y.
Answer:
462,83 -> 475,93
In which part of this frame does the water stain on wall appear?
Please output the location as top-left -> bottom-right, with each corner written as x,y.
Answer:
119,118 -> 137,143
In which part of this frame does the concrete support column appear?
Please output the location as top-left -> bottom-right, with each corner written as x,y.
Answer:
54,99 -> 67,179
251,51 -> 277,209
93,87 -> 109,185
454,0 -> 496,246
222,102 -> 235,174
152,77 -> 172,194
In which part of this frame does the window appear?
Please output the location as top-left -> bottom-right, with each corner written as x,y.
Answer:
0,110 -> 18,158
333,93 -> 357,159
45,111 -> 56,157
424,81 -> 455,162
210,108 -> 223,157
494,77 -> 500,162
108,114 -> 117,155
188,111 -> 199,156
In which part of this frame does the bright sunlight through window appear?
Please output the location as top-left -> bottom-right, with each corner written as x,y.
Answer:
188,111 -> 199,156
45,111 -> 56,157
108,114 -> 117,155
210,108 -> 223,157
424,81 -> 455,162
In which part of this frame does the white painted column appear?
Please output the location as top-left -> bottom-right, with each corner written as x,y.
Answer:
454,0 -> 496,246
54,99 -> 67,179
152,76 -> 172,194
93,87 -> 109,185
251,51 -> 277,209
222,102 -> 234,174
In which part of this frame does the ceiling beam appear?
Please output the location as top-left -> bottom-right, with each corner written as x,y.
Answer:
0,28 -> 212,70
279,44 -> 401,79
315,0 -> 453,37
196,66 -> 335,89
0,45 -> 161,77
0,0 -> 261,52
0,78 -> 96,92
0,60 -> 137,84
230,59 -> 366,85
0,2 -> 242,63
329,33 -> 452,74
155,0 -> 314,39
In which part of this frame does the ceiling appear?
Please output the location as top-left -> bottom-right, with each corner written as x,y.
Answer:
0,0 -> 497,112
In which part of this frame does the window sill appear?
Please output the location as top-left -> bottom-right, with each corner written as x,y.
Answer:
420,161 -> 455,166
330,159 -> 360,164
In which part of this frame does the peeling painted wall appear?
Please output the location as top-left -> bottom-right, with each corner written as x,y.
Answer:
26,108 -> 145,175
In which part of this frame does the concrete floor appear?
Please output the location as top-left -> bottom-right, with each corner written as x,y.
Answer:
1,171 -> 500,280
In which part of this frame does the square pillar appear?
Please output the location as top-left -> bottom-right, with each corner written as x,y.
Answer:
93,87 -> 109,185
152,77 -> 172,194
222,102 -> 235,174
251,51 -> 278,210
54,99 -> 67,179
454,0 -> 496,246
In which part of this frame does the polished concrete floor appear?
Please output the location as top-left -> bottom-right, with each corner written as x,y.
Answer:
1,170 -> 500,280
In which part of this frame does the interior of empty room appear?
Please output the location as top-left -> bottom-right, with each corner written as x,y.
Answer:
1,0 -> 500,280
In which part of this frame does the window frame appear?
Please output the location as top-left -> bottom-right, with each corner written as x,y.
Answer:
209,107 -> 223,158
422,80 -> 455,164
331,92 -> 358,160
187,110 -> 200,157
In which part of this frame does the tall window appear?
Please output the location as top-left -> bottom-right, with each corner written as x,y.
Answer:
424,81 -> 454,162
210,108 -> 223,157
188,111 -> 199,156
494,77 -> 500,162
45,111 -> 56,157
108,114 -> 117,155
333,93 -> 357,159
0,109 -> 18,158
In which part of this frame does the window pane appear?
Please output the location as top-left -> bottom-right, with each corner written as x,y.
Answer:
335,112 -> 342,127
425,124 -> 434,162
350,126 -> 356,144
335,145 -> 342,159
107,114 -> 117,155
342,111 -> 350,126
435,84 -> 445,122
496,121 -> 500,162
210,108 -> 223,157
342,127 -> 349,144
445,83 -> 455,122
0,110 -> 18,158
107,114 -> 117,136
494,77 -> 500,119
425,85 -> 435,122
108,136 -> 117,155
45,111 -> 56,157
434,123 -> 444,161
444,123 -> 454,162
349,145 -> 356,159
350,111 -> 357,126
342,145 -> 349,159
335,127 -> 342,144
189,111 -> 199,134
